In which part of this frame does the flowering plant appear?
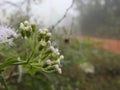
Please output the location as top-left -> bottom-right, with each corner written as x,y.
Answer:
0,21 -> 64,89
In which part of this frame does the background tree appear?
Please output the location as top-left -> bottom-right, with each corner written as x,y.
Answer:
75,0 -> 120,39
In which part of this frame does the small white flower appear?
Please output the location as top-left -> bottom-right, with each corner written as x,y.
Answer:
46,32 -> 51,37
40,40 -> 46,46
57,68 -> 62,74
55,48 -> 59,53
24,21 -> 29,26
0,26 -> 18,45
24,27 -> 29,31
46,59 -> 51,65
47,40 -> 51,45
54,64 -> 62,74
60,55 -> 64,59
44,29 -> 48,32
50,46 -> 60,55
50,46 -> 55,52
24,26 -> 32,31
57,59 -> 61,67
56,52 -> 60,55
20,23 -> 25,29
39,29 -> 46,34
54,64 -> 59,69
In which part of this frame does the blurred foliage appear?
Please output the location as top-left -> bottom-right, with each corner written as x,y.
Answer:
52,35 -> 120,90
76,0 -> 120,39
8,34 -> 120,90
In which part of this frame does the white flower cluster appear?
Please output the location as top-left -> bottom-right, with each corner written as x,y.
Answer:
0,26 -> 18,45
38,29 -> 64,74
20,21 -> 36,38
46,46 -> 64,74
19,21 -> 64,74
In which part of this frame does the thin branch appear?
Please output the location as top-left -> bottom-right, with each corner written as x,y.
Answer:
0,0 -> 24,9
2,1 -> 19,8
49,0 -> 75,31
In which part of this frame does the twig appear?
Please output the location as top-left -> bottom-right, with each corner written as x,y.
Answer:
49,0 -> 75,31
0,0 -> 24,9
1,1 -> 19,7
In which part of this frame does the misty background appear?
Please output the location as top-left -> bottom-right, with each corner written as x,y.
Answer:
0,0 -> 120,90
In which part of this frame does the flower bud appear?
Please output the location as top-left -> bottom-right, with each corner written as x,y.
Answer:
46,59 -> 52,65
20,23 -> 25,30
39,40 -> 47,50
44,33 -> 51,41
57,68 -> 62,74
31,24 -> 36,32
44,29 -> 48,32
56,52 -> 60,55
24,21 -> 30,26
47,40 -> 51,45
55,48 -> 59,53
54,64 -> 62,74
54,64 -> 59,70
39,29 -> 46,35
60,55 -> 64,59
25,26 -> 32,38
50,46 -> 55,52
40,40 -> 47,46
24,26 -> 32,31
46,32 -> 51,37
